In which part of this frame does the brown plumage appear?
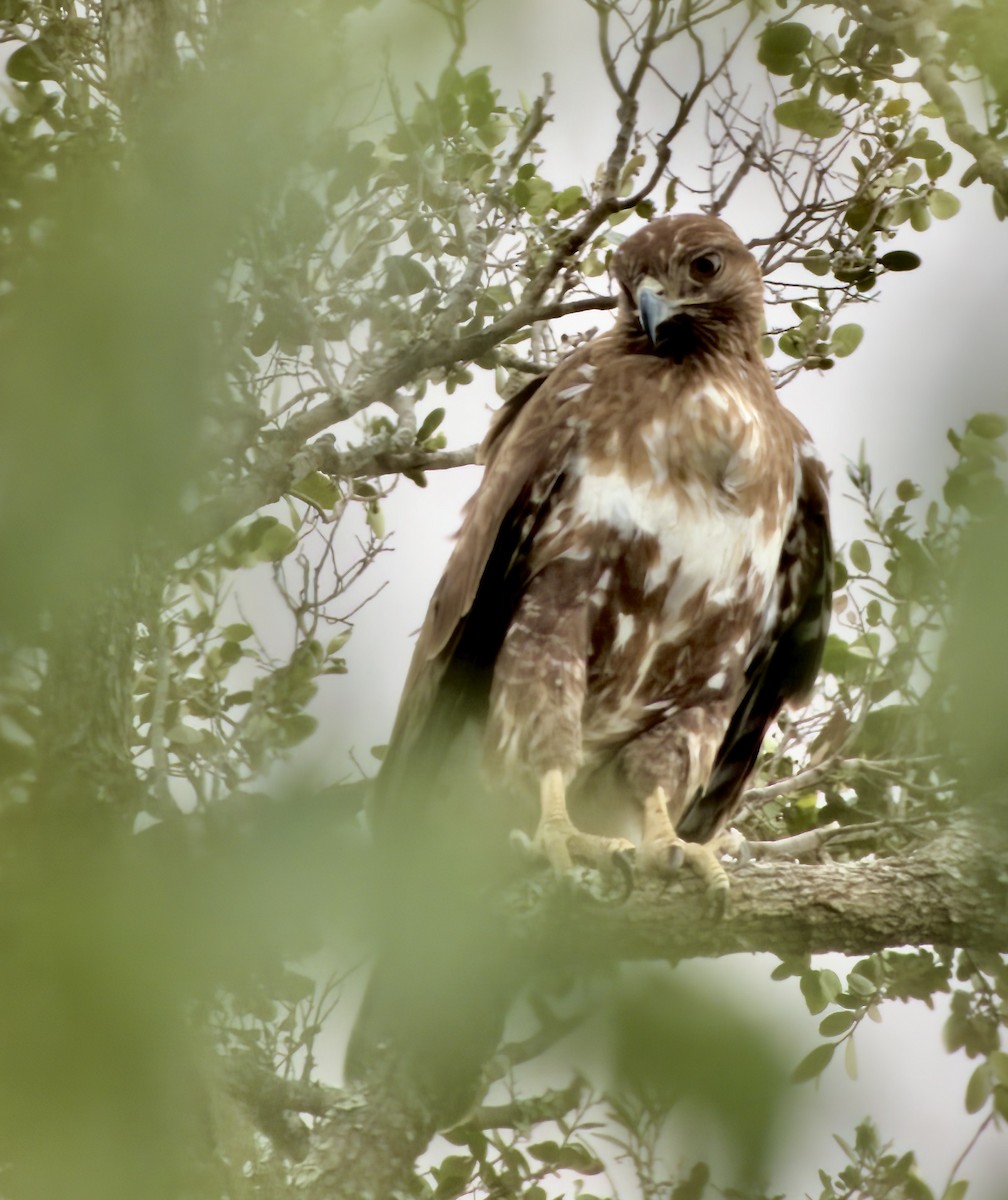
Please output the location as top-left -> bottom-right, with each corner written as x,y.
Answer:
374,213 -> 832,877
347,214 -> 832,1116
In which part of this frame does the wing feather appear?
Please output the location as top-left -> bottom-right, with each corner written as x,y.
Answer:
678,437 -> 832,841
372,358 -> 587,814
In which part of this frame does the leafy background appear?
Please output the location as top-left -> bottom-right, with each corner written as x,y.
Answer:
1,0 -> 1007,1197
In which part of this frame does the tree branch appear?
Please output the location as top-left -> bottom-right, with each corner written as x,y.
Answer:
286,823 -> 1008,1197
506,823 -> 1008,965
910,9 -> 1008,204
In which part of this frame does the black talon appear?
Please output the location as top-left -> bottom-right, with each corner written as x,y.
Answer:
665,841 -> 685,871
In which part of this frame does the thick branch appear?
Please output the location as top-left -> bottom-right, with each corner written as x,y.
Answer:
171,293 -> 617,562
294,1073 -> 439,1200
290,824 -> 1007,1196
101,0 -> 176,112
911,12 -> 1008,204
507,824 -> 1008,964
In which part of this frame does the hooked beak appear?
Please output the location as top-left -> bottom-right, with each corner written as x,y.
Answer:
637,286 -> 683,348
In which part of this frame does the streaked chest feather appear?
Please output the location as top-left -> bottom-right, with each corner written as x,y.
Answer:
553,385 -> 797,745
564,383 -> 796,610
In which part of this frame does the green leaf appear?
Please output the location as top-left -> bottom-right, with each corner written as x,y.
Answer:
758,21 -> 812,74
830,323 -> 863,357
849,540 -> 871,572
965,1063 -> 992,1114
522,176 -> 555,219
670,1162 -> 710,1200
844,1036 -> 858,1080
416,406 -> 446,442
167,723 -> 203,746
554,185 -> 587,217
555,1144 -> 605,1174
327,631 -> 351,654
942,1182 -> 969,1200
283,714 -> 318,746
803,249 -> 832,276
6,42 -> 58,83
847,971 -> 878,997
987,1050 -> 1008,1086
896,478 -> 921,501
819,1011 -> 856,1037
906,1174 -> 934,1200
910,200 -> 932,232
906,138 -> 945,160
966,412 -> 1008,440
221,623 -> 254,642
855,1119 -> 880,1157
290,472 -> 339,512
821,969 -> 842,1002
256,524 -> 298,562
792,1042 -> 835,1083
619,152 -> 647,193
434,1154 -> 473,1198
771,956 -> 808,981
801,968 -> 842,1014
775,97 -> 843,138
365,502 -> 385,539
383,254 -> 435,297
879,250 -> 921,271
778,329 -> 808,359
927,151 -> 953,181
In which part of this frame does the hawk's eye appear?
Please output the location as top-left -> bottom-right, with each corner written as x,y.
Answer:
689,252 -> 722,282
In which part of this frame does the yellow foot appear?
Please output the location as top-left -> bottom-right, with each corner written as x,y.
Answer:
534,819 -> 635,873
637,832 -> 729,896
532,768 -> 633,873
638,787 -> 730,905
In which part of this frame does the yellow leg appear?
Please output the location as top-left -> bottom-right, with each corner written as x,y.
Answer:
532,768 -> 634,873
637,786 -> 729,898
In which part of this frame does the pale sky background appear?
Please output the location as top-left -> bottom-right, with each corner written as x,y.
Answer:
300,2 -> 1008,1195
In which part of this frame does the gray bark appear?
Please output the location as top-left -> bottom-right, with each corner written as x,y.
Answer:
283,823 -> 1008,1197
101,0 -> 176,111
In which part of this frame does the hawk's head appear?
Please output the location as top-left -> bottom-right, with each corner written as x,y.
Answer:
612,214 -> 764,363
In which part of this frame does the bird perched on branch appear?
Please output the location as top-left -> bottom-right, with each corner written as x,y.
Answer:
347,215 -> 832,1116
373,212 -> 832,892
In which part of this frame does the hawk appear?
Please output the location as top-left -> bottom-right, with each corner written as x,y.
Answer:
373,213 -> 832,891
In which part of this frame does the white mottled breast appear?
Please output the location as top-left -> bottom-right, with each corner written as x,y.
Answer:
564,382 -> 798,746
573,384 -> 793,606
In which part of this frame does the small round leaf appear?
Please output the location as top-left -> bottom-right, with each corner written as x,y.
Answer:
775,97 -> 843,139
819,1011 -> 856,1037
758,22 -> 812,74
830,323 -> 864,357
928,190 -> 959,220
879,250 -> 921,271
849,540 -> 871,572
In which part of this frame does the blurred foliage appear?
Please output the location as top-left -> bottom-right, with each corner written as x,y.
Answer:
815,1118 -> 942,1200
0,0 -> 1005,1198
